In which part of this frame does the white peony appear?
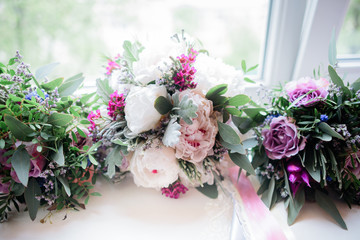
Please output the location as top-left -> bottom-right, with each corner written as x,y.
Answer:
133,38 -> 188,85
130,141 -> 180,189
125,85 -> 167,135
194,53 -> 244,95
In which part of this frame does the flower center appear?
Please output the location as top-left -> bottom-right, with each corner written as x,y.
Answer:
152,169 -> 158,174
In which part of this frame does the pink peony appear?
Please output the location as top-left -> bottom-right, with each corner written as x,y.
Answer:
11,143 -> 46,182
344,151 -> 360,180
262,116 -> 306,160
175,90 -> 218,163
285,77 -> 329,107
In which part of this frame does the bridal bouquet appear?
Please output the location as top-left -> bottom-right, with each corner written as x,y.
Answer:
251,65 -> 360,229
0,52 -> 100,222
91,32 -> 257,199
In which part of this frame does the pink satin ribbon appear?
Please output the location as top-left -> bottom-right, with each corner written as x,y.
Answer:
229,166 -> 288,240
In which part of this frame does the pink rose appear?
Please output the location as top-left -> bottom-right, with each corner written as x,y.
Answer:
344,151 -> 360,180
175,90 -> 218,163
285,77 -> 329,107
11,142 -> 46,182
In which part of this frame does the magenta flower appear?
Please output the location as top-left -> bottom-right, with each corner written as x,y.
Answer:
107,90 -> 126,120
87,110 -> 101,131
106,57 -> 121,75
161,182 -> 188,199
285,77 -> 329,107
173,48 -> 198,91
262,116 -> 306,160
287,159 -> 311,194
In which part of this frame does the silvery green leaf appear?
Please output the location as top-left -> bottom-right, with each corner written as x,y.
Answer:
328,28 -> 337,66
162,117 -> 181,147
35,62 -> 59,81
173,93 -> 198,125
105,146 -> 123,178
12,148 -> 31,187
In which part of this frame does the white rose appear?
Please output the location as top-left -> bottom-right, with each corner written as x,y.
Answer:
125,85 -> 167,134
130,141 -> 180,189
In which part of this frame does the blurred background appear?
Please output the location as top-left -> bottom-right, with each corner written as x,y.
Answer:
0,0 -> 269,85
0,0 -> 359,86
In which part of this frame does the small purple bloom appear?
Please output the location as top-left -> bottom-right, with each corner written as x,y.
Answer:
320,114 -> 328,122
285,77 -> 329,107
262,116 -> 306,160
287,159 -> 311,194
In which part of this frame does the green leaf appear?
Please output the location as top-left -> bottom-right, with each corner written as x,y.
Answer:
315,190 -> 347,229
225,107 -> 242,116
227,94 -> 250,107
12,148 -> 31,186
244,77 -> 256,84
313,133 -> 332,142
241,138 -> 258,149
36,88 -> 45,99
328,65 -> 351,96
96,78 -> 114,103
84,196 -> 90,205
105,146 -> 122,178
154,96 -> 173,115
48,112 -> 74,127
0,139 -> 5,149
80,119 -> 91,125
71,131 -> 78,143
261,176 -> 275,208
351,77 -> 360,92
76,127 -> 87,138
304,149 -> 321,183
57,176 -> 71,197
4,115 -> 35,141
205,84 -> 228,100
252,150 -> 268,169
123,40 -> 142,63
41,77 -> 64,91
58,73 -> 84,97
328,28 -> 337,66
217,121 -> 240,145
111,139 -> 128,146
12,182 -> 25,196
80,92 -> 96,105
24,178 -> 41,221
90,192 -> 102,197
8,57 -> 17,66
88,154 -> 99,166
196,183 -> 218,199
232,116 -> 254,134
247,64 -> 259,73
229,152 -> 255,175
287,187 -> 305,225
243,108 -> 267,122
241,60 -> 247,73
53,144 -> 65,166
35,62 -> 59,81
318,122 -> 345,141
220,138 -> 245,154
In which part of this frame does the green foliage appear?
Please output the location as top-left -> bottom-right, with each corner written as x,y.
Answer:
217,121 -> 240,145
24,178 -> 41,221
172,93 -> 198,125
11,148 -> 31,186
154,96 -> 173,115
196,183 -> 218,199
96,78 -> 114,103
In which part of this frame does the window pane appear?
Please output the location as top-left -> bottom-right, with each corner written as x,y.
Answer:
0,0 -> 269,84
338,0 -> 360,58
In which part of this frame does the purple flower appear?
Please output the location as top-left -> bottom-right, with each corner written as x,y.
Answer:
285,77 -> 329,107
262,116 -> 306,160
287,159 -> 311,194
0,176 -> 10,194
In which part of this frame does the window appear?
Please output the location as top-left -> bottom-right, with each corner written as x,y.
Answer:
0,0 -> 269,86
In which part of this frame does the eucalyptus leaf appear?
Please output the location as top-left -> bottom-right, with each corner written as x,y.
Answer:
217,121 -> 240,145
287,187 -> 305,225
241,137 -> 258,149
48,112 -> 74,127
154,96 -> 173,115
244,77 -> 256,84
57,176 -> 71,197
315,190 -> 347,229
351,77 -> 360,92
225,107 -> 242,116
24,178 -> 41,221
232,116 -> 254,134
96,78 -> 114,103
88,154 -> 99,166
318,122 -> 345,141
12,148 -> 31,186
227,94 -> 250,107
205,84 -> 228,100
328,65 -> 351,96
328,28 -> 337,66
41,77 -> 64,91
4,115 -> 35,141
220,138 -> 245,154
229,152 -> 255,175
58,73 -> 84,97
53,144 -> 65,166
196,183 -> 218,199
35,62 -> 59,81
304,148 -> 321,182
261,176 -> 275,208
243,108 -> 267,122
314,133 -> 332,142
